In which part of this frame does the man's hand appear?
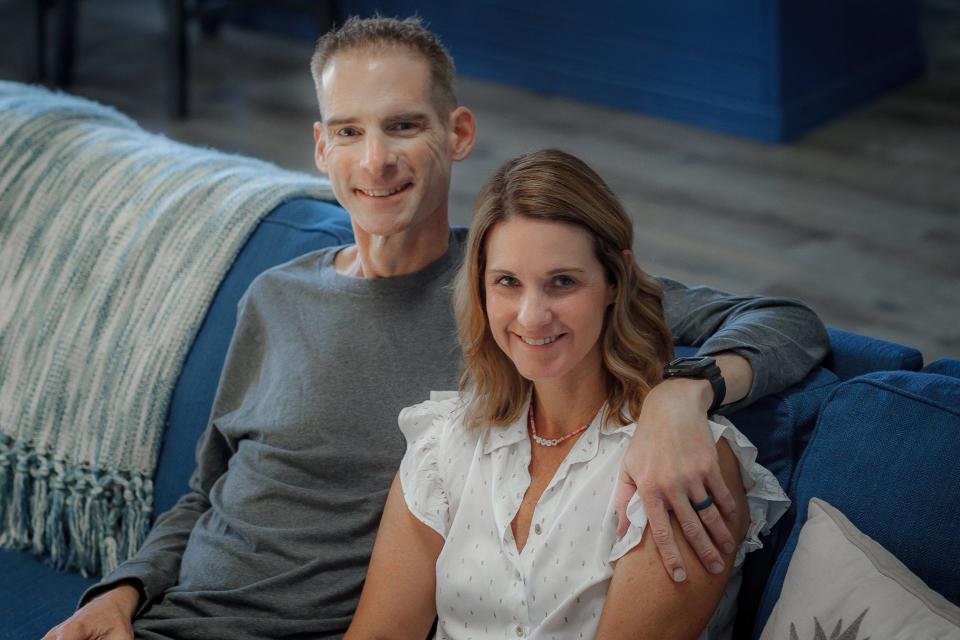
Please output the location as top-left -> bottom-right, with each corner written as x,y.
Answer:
614,376 -> 738,583
42,582 -> 139,640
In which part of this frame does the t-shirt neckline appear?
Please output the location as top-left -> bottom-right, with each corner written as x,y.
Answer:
318,229 -> 466,295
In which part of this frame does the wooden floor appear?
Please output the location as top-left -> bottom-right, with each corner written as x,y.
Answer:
2,1 -> 958,362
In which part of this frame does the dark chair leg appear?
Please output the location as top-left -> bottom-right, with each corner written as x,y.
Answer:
199,14 -> 222,38
317,0 -> 336,33
25,0 -> 48,82
166,0 -> 189,119
53,0 -> 78,87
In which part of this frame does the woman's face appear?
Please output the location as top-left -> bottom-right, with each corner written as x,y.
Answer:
484,216 -> 615,387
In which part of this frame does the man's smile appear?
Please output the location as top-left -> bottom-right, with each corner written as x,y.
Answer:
354,182 -> 413,198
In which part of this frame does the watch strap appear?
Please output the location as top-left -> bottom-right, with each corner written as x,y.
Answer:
663,356 -> 726,415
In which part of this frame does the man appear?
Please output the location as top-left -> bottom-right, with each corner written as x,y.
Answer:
46,16 -> 828,640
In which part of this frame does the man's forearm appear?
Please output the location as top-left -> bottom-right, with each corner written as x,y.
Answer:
657,352 -> 752,413
715,352 -> 752,406
657,276 -> 830,410
90,580 -> 141,618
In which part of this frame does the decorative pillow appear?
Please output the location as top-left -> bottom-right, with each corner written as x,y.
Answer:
760,498 -> 960,639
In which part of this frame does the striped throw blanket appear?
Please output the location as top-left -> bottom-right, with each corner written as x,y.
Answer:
0,82 -> 335,576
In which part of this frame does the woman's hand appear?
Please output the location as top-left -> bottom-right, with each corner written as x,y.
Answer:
614,352 -> 753,582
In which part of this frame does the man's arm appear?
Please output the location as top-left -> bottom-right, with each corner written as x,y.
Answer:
45,290 -> 264,639
43,423 -> 231,640
617,278 -> 828,582
658,276 -> 830,411
76,423 -> 232,612
43,408 -> 234,640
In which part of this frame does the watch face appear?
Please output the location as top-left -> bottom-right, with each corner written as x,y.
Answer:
664,356 -> 716,376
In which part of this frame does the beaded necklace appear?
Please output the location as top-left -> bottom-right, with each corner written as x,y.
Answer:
527,401 -> 592,447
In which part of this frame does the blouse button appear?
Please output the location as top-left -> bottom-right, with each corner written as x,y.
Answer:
515,624 -> 525,636
534,524 -> 542,535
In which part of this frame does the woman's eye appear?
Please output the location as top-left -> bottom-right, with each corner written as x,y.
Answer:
496,275 -> 519,287
552,275 -> 577,287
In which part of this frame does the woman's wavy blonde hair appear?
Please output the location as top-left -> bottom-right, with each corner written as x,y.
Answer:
453,149 -> 674,428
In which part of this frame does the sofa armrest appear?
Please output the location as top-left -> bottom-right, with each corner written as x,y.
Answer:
753,369 -> 960,638
825,326 -> 923,380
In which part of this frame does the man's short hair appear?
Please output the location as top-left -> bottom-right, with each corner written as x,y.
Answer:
310,15 -> 457,117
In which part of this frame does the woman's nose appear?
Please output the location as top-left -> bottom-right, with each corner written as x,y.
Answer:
517,291 -> 552,328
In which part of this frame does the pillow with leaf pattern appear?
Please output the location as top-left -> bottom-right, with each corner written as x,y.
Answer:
760,498 -> 960,639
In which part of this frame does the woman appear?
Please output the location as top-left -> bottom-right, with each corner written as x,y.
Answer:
346,149 -> 788,639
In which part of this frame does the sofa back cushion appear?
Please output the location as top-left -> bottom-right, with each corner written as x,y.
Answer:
923,358 -> 960,379
153,199 -> 353,516
753,369 -> 960,638
727,365 -> 839,637
826,327 -> 923,380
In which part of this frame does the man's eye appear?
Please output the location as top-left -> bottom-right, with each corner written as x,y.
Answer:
391,121 -> 420,133
337,127 -> 359,137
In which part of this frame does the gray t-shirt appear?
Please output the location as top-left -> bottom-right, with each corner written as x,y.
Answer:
84,228 -> 827,639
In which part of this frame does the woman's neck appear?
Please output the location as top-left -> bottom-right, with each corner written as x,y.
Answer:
531,368 -> 607,440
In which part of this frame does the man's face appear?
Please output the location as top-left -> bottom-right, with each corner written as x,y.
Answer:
314,48 -> 472,240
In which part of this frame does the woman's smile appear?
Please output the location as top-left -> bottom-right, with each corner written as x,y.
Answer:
515,333 -> 566,347
484,215 -> 614,386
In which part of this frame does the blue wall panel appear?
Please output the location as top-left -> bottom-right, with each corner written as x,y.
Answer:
332,1 -> 923,142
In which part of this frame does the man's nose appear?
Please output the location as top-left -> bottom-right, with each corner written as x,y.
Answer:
517,290 -> 552,328
361,133 -> 396,176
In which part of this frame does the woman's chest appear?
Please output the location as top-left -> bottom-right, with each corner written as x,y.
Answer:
435,434 -> 629,636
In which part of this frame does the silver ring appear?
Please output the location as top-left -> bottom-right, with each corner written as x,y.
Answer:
691,495 -> 714,511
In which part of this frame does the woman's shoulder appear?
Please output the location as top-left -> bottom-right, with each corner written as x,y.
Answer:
397,391 -> 477,448
399,391 -> 464,426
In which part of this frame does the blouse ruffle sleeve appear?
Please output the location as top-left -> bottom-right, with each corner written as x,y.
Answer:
397,392 -> 461,539
609,415 -> 790,565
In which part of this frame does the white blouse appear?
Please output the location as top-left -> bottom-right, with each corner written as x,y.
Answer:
398,392 -> 789,640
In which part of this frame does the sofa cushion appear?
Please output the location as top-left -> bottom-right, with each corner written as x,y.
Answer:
923,358 -> 960,379
153,198 -> 352,516
825,327 -> 923,380
0,548 -> 98,640
759,498 -> 960,639
753,369 -> 960,638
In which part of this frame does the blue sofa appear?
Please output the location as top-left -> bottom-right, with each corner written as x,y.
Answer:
2,148 -> 957,639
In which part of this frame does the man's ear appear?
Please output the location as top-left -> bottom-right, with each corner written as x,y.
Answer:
313,121 -> 329,174
447,106 -> 477,162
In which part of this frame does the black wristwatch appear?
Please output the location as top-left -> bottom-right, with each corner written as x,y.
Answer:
662,356 -> 726,415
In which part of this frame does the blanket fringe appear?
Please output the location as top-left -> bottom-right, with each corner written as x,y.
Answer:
0,434 -> 152,577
